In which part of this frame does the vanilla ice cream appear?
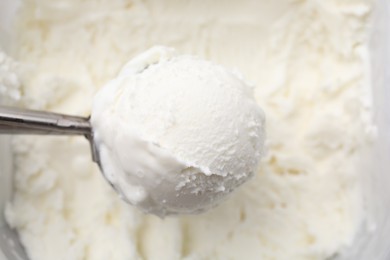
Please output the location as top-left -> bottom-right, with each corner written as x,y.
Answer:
4,0 -> 375,259
0,50 -> 21,102
91,46 -> 265,217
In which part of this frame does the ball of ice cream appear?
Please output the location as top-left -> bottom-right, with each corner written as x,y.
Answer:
91,46 -> 265,217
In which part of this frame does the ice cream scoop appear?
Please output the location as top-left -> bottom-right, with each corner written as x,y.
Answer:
0,46 -> 266,217
91,46 -> 266,216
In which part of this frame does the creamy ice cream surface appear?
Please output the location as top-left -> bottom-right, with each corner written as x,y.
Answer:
0,50 -> 21,102
4,0 -> 375,259
91,46 -> 265,217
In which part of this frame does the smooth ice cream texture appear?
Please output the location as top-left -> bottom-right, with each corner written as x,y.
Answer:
91,46 -> 265,217
4,0 -> 375,259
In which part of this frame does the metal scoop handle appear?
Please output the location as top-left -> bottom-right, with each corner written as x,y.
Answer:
0,106 -> 100,163
0,106 -> 91,135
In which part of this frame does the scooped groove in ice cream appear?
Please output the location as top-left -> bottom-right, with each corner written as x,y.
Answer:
91,46 -> 266,217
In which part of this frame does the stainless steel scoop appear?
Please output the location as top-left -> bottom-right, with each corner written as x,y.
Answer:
0,105 -> 100,165
0,105 -> 133,205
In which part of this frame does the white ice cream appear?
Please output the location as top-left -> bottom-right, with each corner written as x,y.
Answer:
4,0 -> 375,259
91,46 -> 265,217
0,50 -> 21,102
